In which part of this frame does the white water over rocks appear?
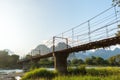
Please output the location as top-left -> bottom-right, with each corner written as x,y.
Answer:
0,69 -> 23,80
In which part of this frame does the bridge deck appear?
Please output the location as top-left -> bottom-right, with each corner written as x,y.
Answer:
18,36 -> 120,63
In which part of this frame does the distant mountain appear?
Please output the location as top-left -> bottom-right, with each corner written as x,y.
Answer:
74,48 -> 120,60
32,44 -> 50,55
32,43 -> 120,60
50,42 -> 70,52
32,42 -> 71,55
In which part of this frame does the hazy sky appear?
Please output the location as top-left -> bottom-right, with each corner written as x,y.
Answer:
0,0 -> 112,56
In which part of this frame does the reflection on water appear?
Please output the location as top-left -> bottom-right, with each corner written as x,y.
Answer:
46,68 -> 54,71
0,68 -> 54,80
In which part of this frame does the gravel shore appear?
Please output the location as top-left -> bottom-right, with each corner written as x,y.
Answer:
0,72 -> 23,80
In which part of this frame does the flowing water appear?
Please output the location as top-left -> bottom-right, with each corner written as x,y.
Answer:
0,69 -> 23,74
0,69 -> 23,80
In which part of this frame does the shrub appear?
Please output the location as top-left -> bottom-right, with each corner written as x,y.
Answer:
86,68 -> 112,76
22,68 -> 57,80
68,65 -> 86,75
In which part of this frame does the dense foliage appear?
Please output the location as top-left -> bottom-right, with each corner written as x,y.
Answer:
68,55 -> 120,66
22,68 -> 57,80
0,50 -> 20,69
25,54 -> 120,70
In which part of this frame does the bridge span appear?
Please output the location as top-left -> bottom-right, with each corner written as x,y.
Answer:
18,6 -> 120,74
18,36 -> 120,73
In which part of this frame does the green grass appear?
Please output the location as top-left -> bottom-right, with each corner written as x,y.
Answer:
22,67 -> 120,80
68,65 -> 86,75
53,75 -> 120,80
22,68 -> 57,80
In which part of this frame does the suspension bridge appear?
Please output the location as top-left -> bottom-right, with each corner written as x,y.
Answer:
18,5 -> 120,73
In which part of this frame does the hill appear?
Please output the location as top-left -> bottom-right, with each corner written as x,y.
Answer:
32,43 -> 120,60
75,48 -> 120,60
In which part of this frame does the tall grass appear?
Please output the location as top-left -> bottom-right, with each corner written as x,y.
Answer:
22,67 -> 120,80
53,75 -> 120,80
68,65 -> 86,75
86,67 -> 120,76
22,68 -> 57,80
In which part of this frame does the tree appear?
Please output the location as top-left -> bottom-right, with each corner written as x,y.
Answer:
95,57 -> 103,65
71,59 -> 84,66
112,0 -> 120,6
85,56 -> 107,66
25,54 -> 32,59
116,31 -> 120,36
0,50 -> 20,69
0,51 -> 9,68
116,25 -> 120,36
108,56 -> 117,65
108,54 -> 120,66
85,58 -> 93,65
38,58 -> 54,67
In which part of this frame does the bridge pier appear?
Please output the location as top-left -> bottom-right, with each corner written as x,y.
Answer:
53,52 -> 69,74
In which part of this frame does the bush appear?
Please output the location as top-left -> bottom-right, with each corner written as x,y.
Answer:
68,65 -> 86,75
86,68 -> 112,76
22,68 -> 57,80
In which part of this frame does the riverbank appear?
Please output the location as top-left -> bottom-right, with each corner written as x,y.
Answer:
0,69 -> 23,80
0,72 -> 24,80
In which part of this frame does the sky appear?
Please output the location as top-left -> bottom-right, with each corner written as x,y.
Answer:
0,0 -> 115,56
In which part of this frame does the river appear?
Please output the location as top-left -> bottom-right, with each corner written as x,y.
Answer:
1,67 -> 117,80
0,69 -> 23,74
0,69 -> 23,80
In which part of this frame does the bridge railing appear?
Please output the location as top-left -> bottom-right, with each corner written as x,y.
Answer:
45,5 -> 120,52
20,5 -> 120,60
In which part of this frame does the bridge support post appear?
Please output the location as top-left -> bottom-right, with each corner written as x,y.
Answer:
53,52 -> 69,74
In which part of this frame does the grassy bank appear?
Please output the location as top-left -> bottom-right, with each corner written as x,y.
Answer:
53,75 -> 120,80
21,67 -> 120,80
